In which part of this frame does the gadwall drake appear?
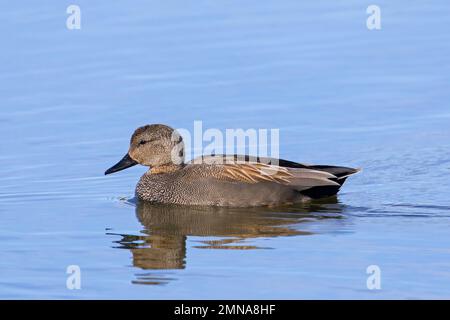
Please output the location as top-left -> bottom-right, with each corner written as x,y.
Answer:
105,124 -> 360,207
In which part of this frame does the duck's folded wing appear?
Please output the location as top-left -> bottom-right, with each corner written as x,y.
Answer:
190,154 -> 360,185
217,163 -> 340,192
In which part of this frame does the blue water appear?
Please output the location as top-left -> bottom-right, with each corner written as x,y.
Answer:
1,1 -> 450,299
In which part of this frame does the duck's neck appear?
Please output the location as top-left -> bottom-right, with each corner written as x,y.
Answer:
150,163 -> 184,174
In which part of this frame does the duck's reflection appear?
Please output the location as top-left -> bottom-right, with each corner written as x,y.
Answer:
110,198 -> 344,284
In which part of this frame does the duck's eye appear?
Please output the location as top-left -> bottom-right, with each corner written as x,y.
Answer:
139,140 -> 148,145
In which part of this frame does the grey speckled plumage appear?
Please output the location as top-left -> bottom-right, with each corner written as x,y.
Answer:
105,124 -> 361,207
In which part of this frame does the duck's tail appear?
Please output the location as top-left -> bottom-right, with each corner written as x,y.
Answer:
297,165 -> 361,199
305,165 -> 362,186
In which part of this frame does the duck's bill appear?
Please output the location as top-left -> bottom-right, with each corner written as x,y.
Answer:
105,153 -> 138,175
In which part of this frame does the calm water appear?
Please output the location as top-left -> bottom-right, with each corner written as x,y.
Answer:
1,1 -> 450,299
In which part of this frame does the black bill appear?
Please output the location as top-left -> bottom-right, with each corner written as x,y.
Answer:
105,153 -> 138,175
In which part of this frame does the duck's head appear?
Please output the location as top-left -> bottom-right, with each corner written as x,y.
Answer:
105,124 -> 184,175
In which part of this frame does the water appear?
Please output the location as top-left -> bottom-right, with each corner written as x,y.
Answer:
1,0 -> 450,299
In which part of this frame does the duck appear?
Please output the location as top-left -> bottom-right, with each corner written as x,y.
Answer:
105,124 -> 360,207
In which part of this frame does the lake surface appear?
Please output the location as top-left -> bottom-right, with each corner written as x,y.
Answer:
1,1 -> 450,299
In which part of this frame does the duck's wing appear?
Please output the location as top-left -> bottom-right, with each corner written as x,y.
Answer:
200,162 -> 341,192
190,154 -> 360,185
